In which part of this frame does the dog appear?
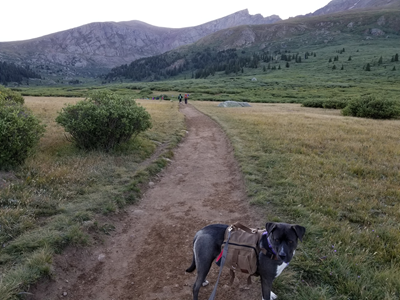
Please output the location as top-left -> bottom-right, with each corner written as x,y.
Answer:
186,222 -> 306,300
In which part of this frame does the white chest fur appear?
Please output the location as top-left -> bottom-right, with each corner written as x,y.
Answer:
275,262 -> 288,277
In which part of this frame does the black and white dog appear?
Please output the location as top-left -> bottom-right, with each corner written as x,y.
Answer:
186,222 -> 306,300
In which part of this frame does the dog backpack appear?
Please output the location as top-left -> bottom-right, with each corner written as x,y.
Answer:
216,222 -> 264,285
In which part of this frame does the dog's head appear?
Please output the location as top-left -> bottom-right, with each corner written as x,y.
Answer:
260,222 -> 305,263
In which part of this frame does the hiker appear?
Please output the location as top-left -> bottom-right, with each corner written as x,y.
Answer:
184,93 -> 188,104
178,94 -> 183,103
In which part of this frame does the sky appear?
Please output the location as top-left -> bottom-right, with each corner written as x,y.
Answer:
0,0 -> 332,42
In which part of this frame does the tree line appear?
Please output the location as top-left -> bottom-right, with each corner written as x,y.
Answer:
0,61 -> 41,85
104,48 -> 307,82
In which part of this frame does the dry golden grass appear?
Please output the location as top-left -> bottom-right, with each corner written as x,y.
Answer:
193,101 -> 400,299
0,97 -> 185,300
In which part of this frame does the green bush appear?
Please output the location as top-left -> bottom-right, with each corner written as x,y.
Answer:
322,99 -> 348,109
303,98 -> 351,110
56,90 -> 152,151
0,86 -> 25,105
0,102 -> 46,169
138,88 -> 152,98
302,99 -> 324,108
342,96 -> 400,119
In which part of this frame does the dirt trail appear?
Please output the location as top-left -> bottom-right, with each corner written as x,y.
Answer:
28,104 -> 262,300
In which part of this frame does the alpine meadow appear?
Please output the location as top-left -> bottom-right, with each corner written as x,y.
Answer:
1,1 -> 400,299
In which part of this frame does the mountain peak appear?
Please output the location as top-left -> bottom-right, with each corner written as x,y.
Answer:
312,0 -> 400,16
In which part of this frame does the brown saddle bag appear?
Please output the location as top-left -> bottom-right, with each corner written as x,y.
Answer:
216,222 -> 264,284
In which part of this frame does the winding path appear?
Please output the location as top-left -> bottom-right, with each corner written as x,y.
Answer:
29,104 -> 262,300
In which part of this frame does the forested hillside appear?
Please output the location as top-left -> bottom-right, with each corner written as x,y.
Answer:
0,61 -> 41,85
105,48 -> 297,82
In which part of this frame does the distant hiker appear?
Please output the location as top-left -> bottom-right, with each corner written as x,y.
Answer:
178,94 -> 183,103
184,93 -> 188,104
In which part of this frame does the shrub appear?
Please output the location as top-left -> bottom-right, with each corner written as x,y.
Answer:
0,101 -> 46,169
138,88 -> 152,98
56,90 -> 152,151
342,96 -> 400,119
302,99 -> 324,108
322,99 -> 348,109
0,86 -> 25,105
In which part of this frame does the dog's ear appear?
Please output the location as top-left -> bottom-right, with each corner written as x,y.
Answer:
291,225 -> 306,242
265,222 -> 277,235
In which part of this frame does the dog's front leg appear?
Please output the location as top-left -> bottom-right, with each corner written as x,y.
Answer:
260,275 -> 276,300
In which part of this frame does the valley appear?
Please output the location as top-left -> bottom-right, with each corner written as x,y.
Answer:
1,1 -> 400,299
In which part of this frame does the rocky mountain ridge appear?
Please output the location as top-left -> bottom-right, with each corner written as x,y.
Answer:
311,0 -> 400,16
0,9 -> 280,76
1,0 -> 399,80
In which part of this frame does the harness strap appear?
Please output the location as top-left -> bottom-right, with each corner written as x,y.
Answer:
232,221 -> 258,234
260,232 -> 279,260
208,227 -> 232,300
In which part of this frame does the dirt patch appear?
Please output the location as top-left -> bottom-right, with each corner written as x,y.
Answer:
27,104 -> 264,300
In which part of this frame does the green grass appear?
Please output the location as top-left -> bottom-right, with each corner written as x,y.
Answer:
10,31 -> 400,107
0,97 -> 185,299
192,101 -> 400,300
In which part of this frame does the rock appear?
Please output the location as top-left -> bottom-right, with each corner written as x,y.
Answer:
377,16 -> 386,26
370,28 -> 385,36
98,253 -> 106,262
217,101 -> 252,108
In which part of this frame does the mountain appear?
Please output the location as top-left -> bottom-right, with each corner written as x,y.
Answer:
0,10 -> 280,77
311,0 -> 400,16
105,7 -> 400,82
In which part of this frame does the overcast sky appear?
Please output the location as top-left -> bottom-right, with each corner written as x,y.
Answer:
0,0 -> 332,42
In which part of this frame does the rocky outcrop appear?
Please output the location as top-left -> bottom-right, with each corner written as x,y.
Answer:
312,0 -> 400,16
0,9 -> 281,75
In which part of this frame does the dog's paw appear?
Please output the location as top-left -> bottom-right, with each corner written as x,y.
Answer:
262,291 -> 277,300
202,280 -> 209,287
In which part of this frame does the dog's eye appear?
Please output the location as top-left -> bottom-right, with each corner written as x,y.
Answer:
275,238 -> 279,242
288,240 -> 293,244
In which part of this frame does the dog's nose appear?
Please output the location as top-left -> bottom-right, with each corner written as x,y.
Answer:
279,254 -> 286,261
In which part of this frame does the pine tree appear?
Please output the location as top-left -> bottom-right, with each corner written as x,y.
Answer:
348,56 -> 352,61
329,58 -> 332,63
332,65 -> 337,70
341,65 -> 344,70
395,53 -> 399,62
378,56 -> 383,65
365,63 -> 371,71
286,62 -> 289,68
393,66 -> 396,71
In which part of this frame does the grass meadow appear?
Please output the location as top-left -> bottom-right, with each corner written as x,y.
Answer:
0,97 -> 185,300
192,101 -> 400,299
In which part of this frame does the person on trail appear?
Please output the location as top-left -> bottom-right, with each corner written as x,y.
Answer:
184,93 -> 188,104
178,94 -> 183,103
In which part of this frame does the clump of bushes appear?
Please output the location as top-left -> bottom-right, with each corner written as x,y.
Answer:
137,88 -> 152,98
0,86 -> 46,169
322,99 -> 348,109
302,99 -> 348,109
342,96 -> 400,119
0,86 -> 25,105
56,90 -> 152,151
302,99 -> 324,108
